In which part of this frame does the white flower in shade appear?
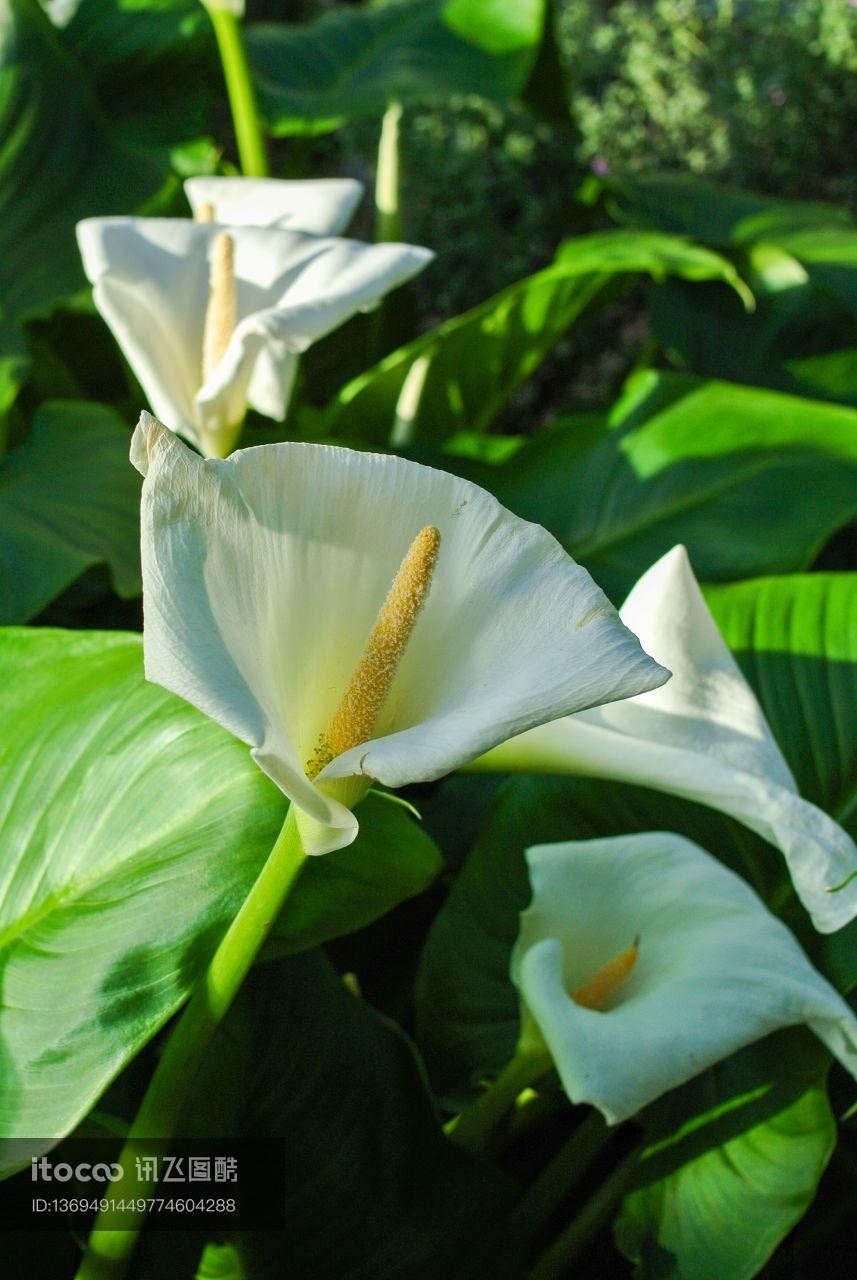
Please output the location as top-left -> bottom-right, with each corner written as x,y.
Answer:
512,832 -> 857,1125
184,176 -> 364,235
131,413 -> 669,855
476,546 -> 857,934
76,218 -> 432,458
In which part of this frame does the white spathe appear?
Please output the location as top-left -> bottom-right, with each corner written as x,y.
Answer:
184,176 -> 364,235
477,546 -> 857,934
512,832 -> 857,1125
76,217 -> 432,457
132,414 -> 670,855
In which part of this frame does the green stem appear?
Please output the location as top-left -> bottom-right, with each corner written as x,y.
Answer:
206,4 -> 270,177
509,1110 -> 612,1248
73,807 -> 306,1280
375,100 -> 403,243
446,1050 -> 549,1154
526,1143 -> 641,1280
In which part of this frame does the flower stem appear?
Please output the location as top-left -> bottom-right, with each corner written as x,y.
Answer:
375,100 -> 403,243
206,4 -> 270,178
73,807 -> 305,1280
526,1143 -> 642,1280
508,1110 -> 612,1248
446,1050 -> 549,1153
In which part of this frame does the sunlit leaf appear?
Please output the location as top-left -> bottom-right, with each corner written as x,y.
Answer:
478,372 -> 857,600
324,232 -> 748,444
0,629 -> 446,1161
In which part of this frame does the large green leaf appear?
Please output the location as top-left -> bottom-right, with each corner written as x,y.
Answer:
596,173 -> 854,245
247,0 -> 546,137
614,1032 -> 835,1280
474,371 -> 857,601
57,0 -> 216,151
594,174 -> 857,406
0,628 -> 447,1160
0,401 -> 141,622
135,952 -> 516,1280
0,0 -> 165,338
323,232 -> 748,444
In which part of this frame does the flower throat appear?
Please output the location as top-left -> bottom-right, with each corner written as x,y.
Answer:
307,526 -> 441,779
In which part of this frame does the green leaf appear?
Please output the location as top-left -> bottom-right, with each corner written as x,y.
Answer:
58,0 -> 216,151
0,626 -> 281,1160
268,791 -> 443,958
614,1031 -> 836,1280
157,952 -> 517,1280
0,0 -> 165,337
324,232 -> 748,444
477,371 -> 857,601
0,629 -> 441,1161
0,401 -> 141,622
246,0 -> 546,137
597,173 -> 853,245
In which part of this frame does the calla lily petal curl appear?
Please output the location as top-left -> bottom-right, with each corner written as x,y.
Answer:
512,832 -> 857,1126
76,218 -> 432,457
184,176 -> 364,234
477,546 -> 857,933
132,414 -> 669,854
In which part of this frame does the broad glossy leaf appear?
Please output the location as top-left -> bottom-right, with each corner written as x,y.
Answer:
478,371 -> 857,600
57,0 -> 216,150
597,173 -> 853,245
154,953 -> 517,1280
0,629 -> 447,1162
324,232 -> 748,444
614,1032 -> 835,1280
0,401 -> 141,622
0,0 -> 165,336
247,0 -> 546,136
594,174 -> 857,404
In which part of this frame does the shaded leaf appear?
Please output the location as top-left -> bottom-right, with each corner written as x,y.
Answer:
0,401 -> 141,622
0,0 -> 165,336
324,232 -> 748,444
247,0 -> 546,137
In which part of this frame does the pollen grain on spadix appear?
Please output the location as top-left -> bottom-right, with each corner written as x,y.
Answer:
307,525 -> 441,779
572,938 -> 639,1010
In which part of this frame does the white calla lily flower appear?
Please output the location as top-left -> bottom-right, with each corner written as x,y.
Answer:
76,217 -> 432,458
512,832 -> 857,1126
184,176 -> 364,235
131,413 -> 670,855
477,546 -> 857,933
